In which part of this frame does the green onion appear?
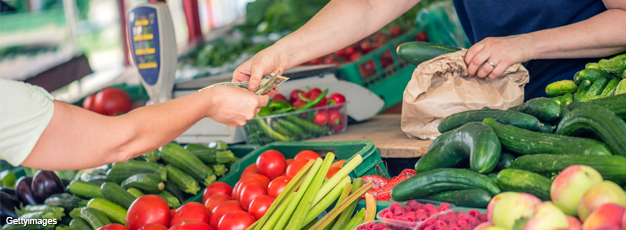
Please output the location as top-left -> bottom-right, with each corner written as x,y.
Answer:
303,176 -> 351,225
341,208 -> 366,230
274,158 -> 323,230
309,182 -> 373,230
312,154 -> 363,206
330,178 -> 362,230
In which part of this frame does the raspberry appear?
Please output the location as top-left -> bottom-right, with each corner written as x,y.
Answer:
415,214 -> 428,222
439,203 -> 452,211
390,202 -> 402,213
468,209 -> 481,218
415,209 -> 427,216
433,220 -> 447,229
424,203 -> 436,212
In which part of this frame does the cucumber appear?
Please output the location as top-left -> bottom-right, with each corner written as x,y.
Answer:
585,76 -> 610,96
561,93 -> 573,108
508,97 -> 561,122
100,182 -> 136,209
566,94 -> 626,119
422,189 -> 492,209
536,122 -> 555,133
496,153 -> 516,171
105,168 -> 157,184
428,130 -> 454,151
156,190 -> 181,209
545,80 -> 577,97
598,57 -> 626,75
585,62 -> 598,69
396,41 -> 461,66
165,165 -> 200,195
510,154 -> 626,185
111,159 -> 166,181
438,109 -> 540,133
390,168 -> 501,201
145,149 -> 160,162
496,169 -> 552,201
616,79 -> 626,95
86,198 -> 127,225
573,95 -> 606,102
487,173 -> 498,183
573,71 -> 582,85
556,105 -> 626,156
68,181 -> 103,199
551,95 -> 563,106
126,188 -> 144,198
69,208 -> 81,220
575,80 -> 593,98
483,118 -> 612,155
416,122 -> 501,174
120,173 -> 164,193
69,218 -> 92,230
601,78 -> 620,96
160,143 -> 216,186
44,193 -> 84,212
79,207 -> 111,229
579,68 -> 613,82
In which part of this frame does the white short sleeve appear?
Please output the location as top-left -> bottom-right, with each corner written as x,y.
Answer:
0,79 -> 55,166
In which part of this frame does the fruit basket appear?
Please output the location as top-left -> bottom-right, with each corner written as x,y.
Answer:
242,103 -> 348,146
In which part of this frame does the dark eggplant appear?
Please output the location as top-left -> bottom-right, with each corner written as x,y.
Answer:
31,170 -> 64,204
15,176 -> 37,205
1,190 -> 19,225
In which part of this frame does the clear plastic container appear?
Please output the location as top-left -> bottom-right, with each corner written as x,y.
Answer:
353,220 -> 415,230
242,103 -> 347,145
414,208 -> 489,230
375,199 -> 455,228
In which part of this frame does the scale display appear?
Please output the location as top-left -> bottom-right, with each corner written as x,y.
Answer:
129,7 -> 161,86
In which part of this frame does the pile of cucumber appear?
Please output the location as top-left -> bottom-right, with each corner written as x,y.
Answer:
547,54 -> 626,106
391,92 -> 626,209
10,141 -> 239,230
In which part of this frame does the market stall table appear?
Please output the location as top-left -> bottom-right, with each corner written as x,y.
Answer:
307,114 -> 433,158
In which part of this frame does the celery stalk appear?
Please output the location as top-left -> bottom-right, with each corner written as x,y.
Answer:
322,180 -> 353,230
341,208 -> 366,230
303,176 -> 350,225
274,158 -> 324,230
363,193 -> 376,222
330,178 -> 363,230
252,159 -> 315,230
288,153 -> 336,229
312,154 -> 363,206
309,182 -> 373,230
259,192 -> 296,230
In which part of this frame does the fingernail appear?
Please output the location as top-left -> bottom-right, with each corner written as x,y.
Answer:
250,84 -> 256,90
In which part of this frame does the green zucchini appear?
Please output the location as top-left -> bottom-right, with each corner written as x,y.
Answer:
86,198 -> 127,225
585,76 -> 610,96
510,154 -> 626,185
69,218 -> 92,230
105,168 -> 158,184
126,188 -> 144,198
111,159 -> 166,181
79,173 -> 107,185
68,181 -> 103,199
79,207 -> 110,229
211,164 -> 228,177
120,173 -> 164,193
561,93 -> 574,108
573,71 -> 582,85
390,168 -> 501,201
422,189 -> 492,209
496,153 -> 516,171
545,80 -> 577,97
100,182 -> 136,209
164,179 -> 187,203
396,41 -> 461,66
598,57 -> 626,75
508,97 -> 561,122
601,78 -> 620,96
208,140 -> 229,151
616,79 -> 626,95
579,68 -> 613,82
416,122 -> 501,174
156,190 -> 181,209
44,193 -> 84,212
567,94 -> 626,119
438,109 -> 540,133
575,80 -> 593,98
556,105 -> 626,156
496,169 -> 552,201
145,149 -> 160,162
165,165 -> 200,195
483,118 -> 612,155
185,144 -> 235,164
160,143 -> 216,186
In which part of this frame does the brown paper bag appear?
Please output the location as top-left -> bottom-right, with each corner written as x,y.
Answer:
401,49 -> 530,140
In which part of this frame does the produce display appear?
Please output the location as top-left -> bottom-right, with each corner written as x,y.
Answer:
376,200 -> 453,227
243,87 -> 347,145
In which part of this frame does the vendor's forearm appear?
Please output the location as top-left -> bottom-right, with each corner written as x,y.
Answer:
275,0 -> 420,68
529,8 -> 626,60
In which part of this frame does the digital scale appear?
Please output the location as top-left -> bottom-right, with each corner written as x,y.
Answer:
128,3 -> 384,144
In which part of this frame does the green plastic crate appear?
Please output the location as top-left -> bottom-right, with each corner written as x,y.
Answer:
184,140 -> 390,203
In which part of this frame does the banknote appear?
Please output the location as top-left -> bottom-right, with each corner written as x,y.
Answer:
198,71 -> 288,95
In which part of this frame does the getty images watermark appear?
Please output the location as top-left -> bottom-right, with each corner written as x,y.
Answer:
5,217 -> 58,227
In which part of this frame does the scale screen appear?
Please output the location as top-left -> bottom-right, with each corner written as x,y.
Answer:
129,7 -> 161,85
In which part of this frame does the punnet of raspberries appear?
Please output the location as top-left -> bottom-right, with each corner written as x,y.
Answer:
377,200 -> 453,225
357,221 -> 413,230
416,209 -> 488,230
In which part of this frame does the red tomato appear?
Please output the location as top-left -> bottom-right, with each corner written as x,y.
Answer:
314,97 -> 328,108
272,93 -> 287,101
209,200 -> 244,228
326,167 -> 341,179
308,88 -> 322,96
310,57 -> 323,65
290,90 -> 304,102
314,111 -> 329,126
83,94 -> 97,112
248,195 -> 275,220
345,46 -> 356,56
267,176 -> 291,198
256,150 -> 287,180
138,223 -> 168,230
292,100 -> 306,109
170,202 -> 210,227
217,211 -> 256,230
240,174 -> 271,187
416,31 -> 428,42
126,195 -> 170,230
239,183 -> 268,211
97,223 -> 128,230
240,164 -> 258,179
286,159 -> 294,166
328,110 -> 342,126
94,87 -> 133,116
169,220 -> 213,230
202,182 -> 233,204
329,93 -> 346,105
232,177 -> 264,200
203,193 -> 232,215
286,159 -> 309,177
390,26 -> 402,37
294,150 -> 321,161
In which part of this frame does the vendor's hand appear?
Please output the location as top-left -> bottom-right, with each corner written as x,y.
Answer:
233,47 -> 290,97
205,85 -> 269,127
464,35 -> 534,79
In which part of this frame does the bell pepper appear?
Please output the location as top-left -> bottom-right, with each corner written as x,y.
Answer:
295,89 -> 328,111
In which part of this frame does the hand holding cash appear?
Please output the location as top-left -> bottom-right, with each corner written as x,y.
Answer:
199,71 -> 289,95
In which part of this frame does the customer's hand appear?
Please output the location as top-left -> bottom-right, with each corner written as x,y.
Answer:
204,85 -> 269,126
464,34 -> 534,79
233,46 -> 291,96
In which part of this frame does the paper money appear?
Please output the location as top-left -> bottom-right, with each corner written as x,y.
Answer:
199,71 -> 288,95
